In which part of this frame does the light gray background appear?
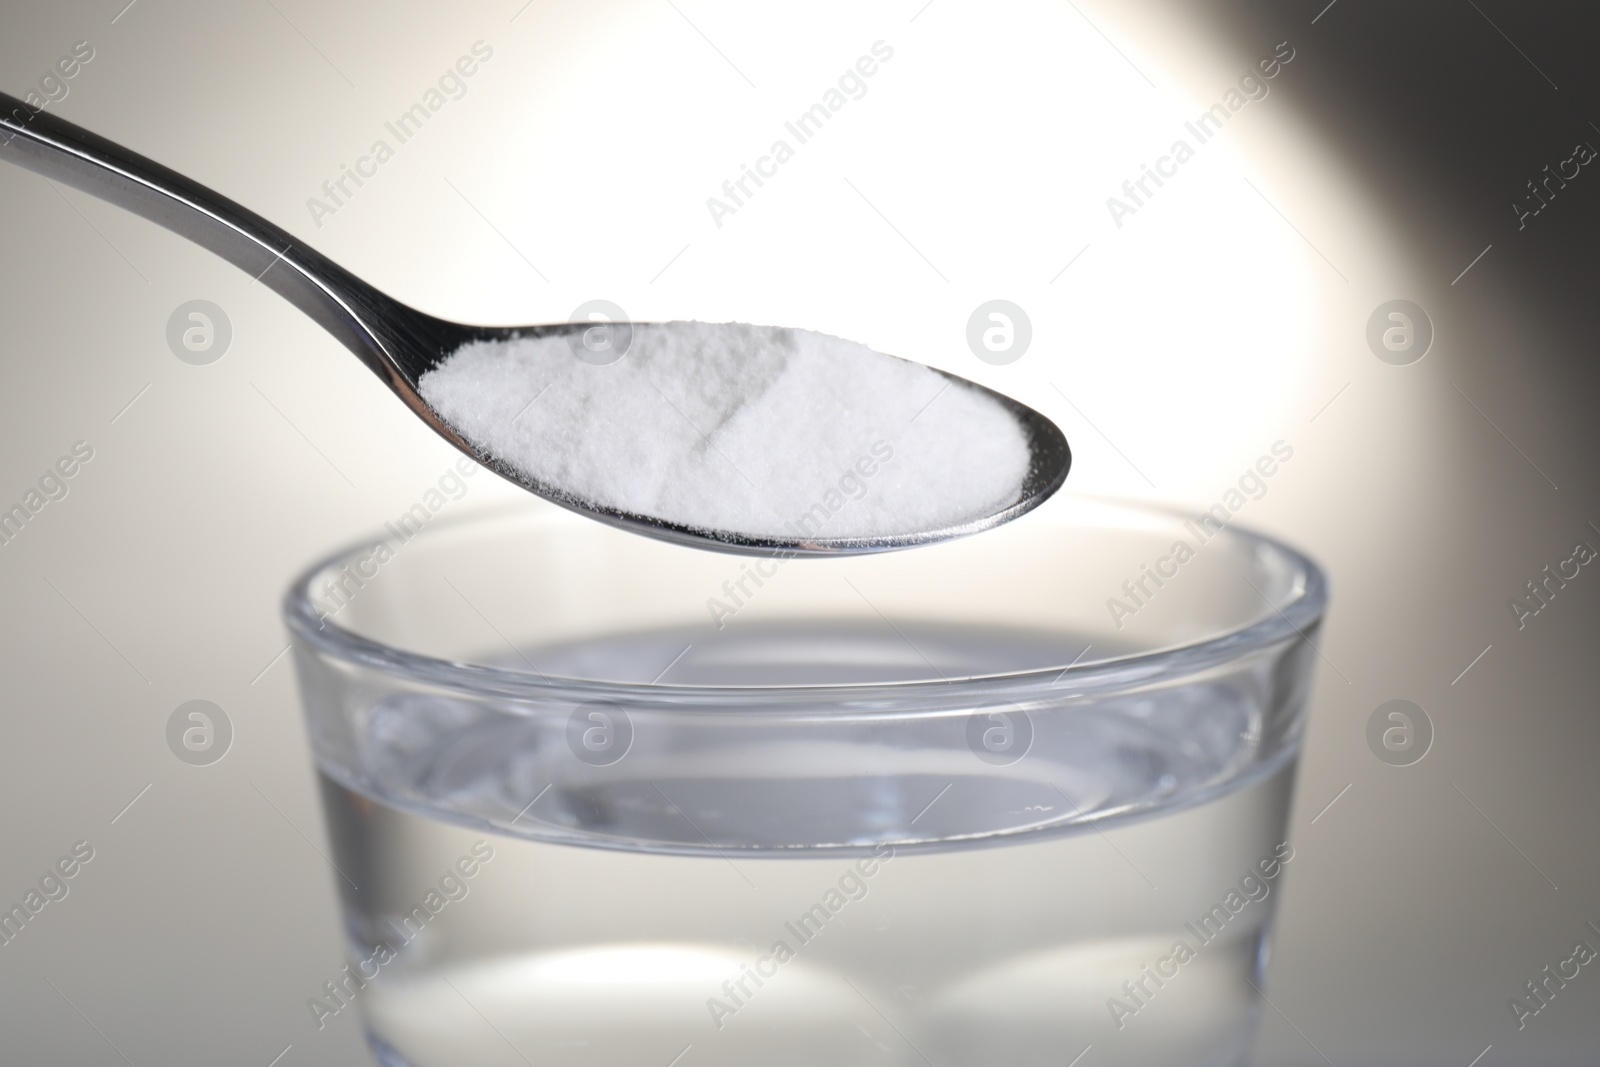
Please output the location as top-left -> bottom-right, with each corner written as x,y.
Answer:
2,1 -> 1597,1065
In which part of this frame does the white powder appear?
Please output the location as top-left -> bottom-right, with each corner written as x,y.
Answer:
418,322 -> 1031,542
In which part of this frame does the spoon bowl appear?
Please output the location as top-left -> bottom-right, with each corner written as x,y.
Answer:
0,92 -> 1068,555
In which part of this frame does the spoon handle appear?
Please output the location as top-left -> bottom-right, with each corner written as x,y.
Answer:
0,92 -> 438,386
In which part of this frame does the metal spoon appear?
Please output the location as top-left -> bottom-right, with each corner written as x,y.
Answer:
0,92 -> 1069,556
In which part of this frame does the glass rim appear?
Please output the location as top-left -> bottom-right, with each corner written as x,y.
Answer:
282,497 -> 1328,704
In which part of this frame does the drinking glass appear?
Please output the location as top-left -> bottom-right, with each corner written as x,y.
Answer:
284,496 -> 1326,1067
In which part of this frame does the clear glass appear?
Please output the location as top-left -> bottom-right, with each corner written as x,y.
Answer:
284,497 -> 1326,1067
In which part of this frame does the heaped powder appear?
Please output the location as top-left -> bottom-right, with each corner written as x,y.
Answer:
418,322 -> 1031,541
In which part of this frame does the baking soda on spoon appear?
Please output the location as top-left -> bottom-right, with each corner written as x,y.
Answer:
419,321 -> 1032,543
